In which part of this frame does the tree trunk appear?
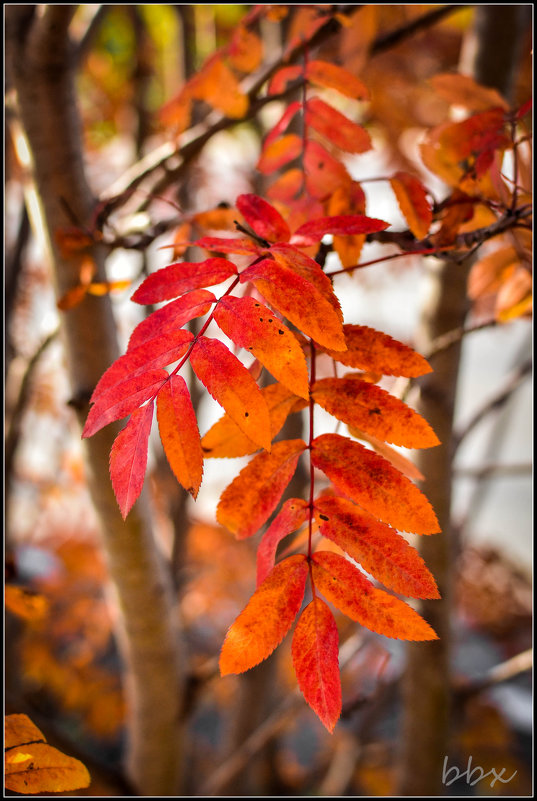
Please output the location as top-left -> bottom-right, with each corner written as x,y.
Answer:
6,7 -> 186,794
396,6 -> 529,795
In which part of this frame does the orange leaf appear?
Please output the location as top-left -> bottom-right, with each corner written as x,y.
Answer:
202,382 -> 307,458
5,586 -> 49,623
311,434 -> 440,534
257,133 -> 303,174
390,172 -> 432,240
156,376 -> 203,499
5,743 -> 91,794
5,714 -> 45,749
216,439 -> 307,538
86,280 -> 131,297
159,89 -> 192,134
348,428 -> 425,482
314,496 -> 439,598
228,24 -> 263,72
190,336 -> 271,452
328,181 -> 367,267
304,140 -> 351,199
56,284 -> 88,311
270,243 -> 344,322
312,552 -> 438,640
467,246 -> 519,299
240,258 -> 346,351
312,377 -> 439,448
219,554 -> 308,674
323,324 -> 432,377
262,101 -> 301,149
214,296 -> 309,399
292,597 -> 341,732
5,714 -> 90,794
495,267 -> 532,322
257,498 -> 309,585
306,97 -> 372,154
430,73 -> 509,112
189,55 -> 248,118
109,401 -> 154,519
305,60 -> 369,100
266,168 -> 304,202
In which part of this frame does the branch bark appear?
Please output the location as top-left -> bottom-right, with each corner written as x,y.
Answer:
5,7 -> 186,794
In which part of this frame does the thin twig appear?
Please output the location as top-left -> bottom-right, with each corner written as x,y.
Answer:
453,462 -> 532,480
453,358 -> 532,452
5,329 -> 60,481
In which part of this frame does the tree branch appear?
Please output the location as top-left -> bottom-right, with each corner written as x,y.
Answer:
95,3 -> 467,228
453,358 -> 532,451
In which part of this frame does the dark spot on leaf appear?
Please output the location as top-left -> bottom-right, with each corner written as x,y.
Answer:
244,412 -> 249,417
319,514 -> 329,521
369,407 -> 381,415
268,318 -> 273,323
278,329 -> 284,335
259,317 -> 264,322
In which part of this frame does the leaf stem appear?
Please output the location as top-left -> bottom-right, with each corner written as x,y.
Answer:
307,338 -> 316,561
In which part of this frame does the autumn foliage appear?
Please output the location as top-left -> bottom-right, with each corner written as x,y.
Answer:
71,6 -> 532,733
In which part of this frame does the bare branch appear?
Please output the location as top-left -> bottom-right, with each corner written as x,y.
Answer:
453,358 -> 532,451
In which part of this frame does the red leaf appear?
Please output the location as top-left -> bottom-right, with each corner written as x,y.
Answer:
292,597 -> 341,733
240,258 -> 346,351
312,551 -> 438,640
314,496 -> 439,599
190,336 -> 272,452
311,433 -> 440,535
305,60 -> 369,100
214,295 -> 309,399
390,172 -> 432,240
263,101 -> 302,148
156,375 -> 203,499
216,439 -> 307,538
128,290 -> 215,351
292,214 -> 389,246
304,140 -> 351,199
257,133 -> 303,174
312,377 -> 440,448
131,258 -> 237,304
109,401 -> 154,519
91,329 -> 193,400
201,382 -> 307,458
83,369 -> 168,439
267,65 -> 303,95
192,237 -> 262,255
220,554 -> 308,674
236,194 -> 291,244
306,97 -> 372,154
256,498 -> 309,585
323,325 -> 432,377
